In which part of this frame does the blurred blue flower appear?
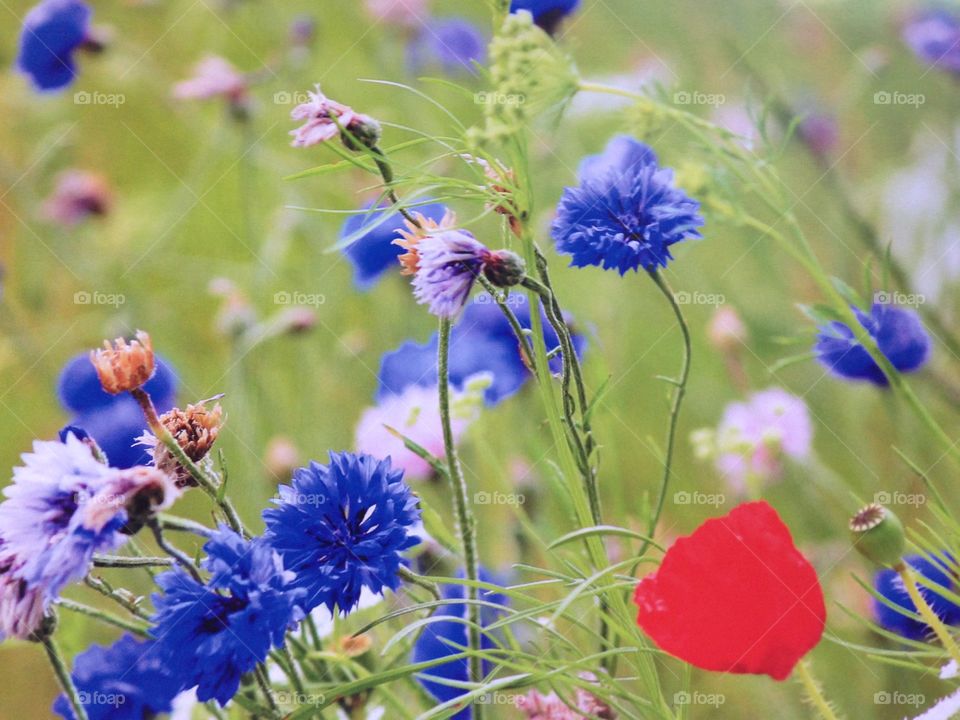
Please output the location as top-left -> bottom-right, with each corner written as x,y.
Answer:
873,554 -> 960,641
0,434 -> 126,602
408,18 -> 487,76
552,136 -> 704,274
903,11 -> 960,75
411,569 -> 507,720
815,303 -> 931,386
510,0 -> 580,34
150,526 -> 304,706
16,0 -> 92,91
262,451 -> 420,614
342,201 -> 448,290
378,293 -> 586,405
57,352 -> 177,467
53,634 -> 182,720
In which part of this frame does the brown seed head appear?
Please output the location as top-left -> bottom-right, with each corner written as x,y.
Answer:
90,330 -> 155,394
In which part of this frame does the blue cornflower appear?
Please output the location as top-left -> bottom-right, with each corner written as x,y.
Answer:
150,526 -> 304,706
53,634 -> 182,720
378,293 -> 586,405
510,0 -> 580,34
552,136 -> 704,274
57,352 -> 177,467
262,451 -> 420,614
16,0 -> 92,92
408,18 -> 487,76
815,303 -> 931,386
873,554 -> 960,641
411,569 -> 507,720
341,201 -> 447,290
903,11 -> 960,75
0,434 -> 127,601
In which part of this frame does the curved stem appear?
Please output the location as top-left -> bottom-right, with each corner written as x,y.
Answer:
641,271 -> 691,555
57,598 -> 151,637
147,518 -> 203,582
437,318 -> 483,718
43,636 -> 89,720
371,146 -> 420,228
795,660 -> 841,720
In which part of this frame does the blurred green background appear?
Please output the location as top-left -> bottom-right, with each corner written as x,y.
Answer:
2,0 -> 960,717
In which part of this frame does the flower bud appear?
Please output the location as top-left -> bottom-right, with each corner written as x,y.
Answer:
145,403 -> 224,487
482,249 -> 526,288
90,331 -> 155,394
341,116 -> 382,152
850,503 -> 905,567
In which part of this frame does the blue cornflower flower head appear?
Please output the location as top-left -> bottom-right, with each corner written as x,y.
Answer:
150,526 -> 304,706
552,135 -> 704,274
52,634 -> 182,720
262,451 -> 420,614
903,11 -> 960,75
57,352 -> 177,467
408,18 -> 487,76
510,0 -> 581,35
0,434 -> 128,601
16,0 -> 92,92
378,293 -> 586,405
341,201 -> 448,290
873,554 -> 960,641
396,211 -> 498,319
411,569 -> 508,720
814,303 -> 931,386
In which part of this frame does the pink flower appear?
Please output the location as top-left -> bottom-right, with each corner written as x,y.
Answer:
364,0 -> 429,26
707,305 -> 747,352
289,85 -> 379,149
354,376 -> 485,481
42,169 -> 112,226
172,56 -> 248,104
515,679 -> 615,719
710,388 -> 813,492
0,541 -> 46,640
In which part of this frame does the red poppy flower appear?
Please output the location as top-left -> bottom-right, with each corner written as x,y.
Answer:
633,500 -> 825,680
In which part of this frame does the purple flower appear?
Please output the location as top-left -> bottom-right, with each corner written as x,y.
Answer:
396,211 -> 495,318
552,136 -> 704,274
815,303 -> 931,386
290,85 -> 380,150
510,0 -> 581,35
172,55 -> 248,105
16,0 -> 92,91
0,539 -> 46,641
364,0 -> 428,26
903,11 -> 960,75
42,170 -> 112,226
408,19 -> 487,76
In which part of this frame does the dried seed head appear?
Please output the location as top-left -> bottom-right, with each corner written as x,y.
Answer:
147,402 -> 224,487
90,330 -> 155,394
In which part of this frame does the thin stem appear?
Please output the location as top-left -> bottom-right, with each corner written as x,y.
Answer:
43,636 -> 89,720
255,663 -> 281,717
158,514 -> 216,537
475,275 -> 536,373
437,317 -> 483,719
398,565 -> 441,601
84,576 -> 151,620
371,146 -> 420,228
640,271 -> 691,556
278,644 -> 306,695
147,518 -> 203,582
795,660 -> 841,720
896,561 -> 960,667
92,555 -> 173,568
57,598 -> 151,637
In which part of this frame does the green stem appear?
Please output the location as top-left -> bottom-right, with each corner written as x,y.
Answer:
255,663 -> 281,718
398,566 -> 441,601
372,146 -> 420,228
91,555 -> 173,568
43,636 -> 89,720
57,598 -> 151,637
147,518 -> 203,582
84,576 -> 150,620
437,317 -> 483,718
476,275 -> 536,374
896,561 -> 960,666
795,660 -> 841,720
640,271 -> 691,556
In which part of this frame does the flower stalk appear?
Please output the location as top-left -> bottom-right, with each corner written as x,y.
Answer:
895,560 -> 960,667
43,636 -> 89,720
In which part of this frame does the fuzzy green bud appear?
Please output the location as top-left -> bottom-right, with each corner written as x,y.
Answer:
483,249 -> 526,288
